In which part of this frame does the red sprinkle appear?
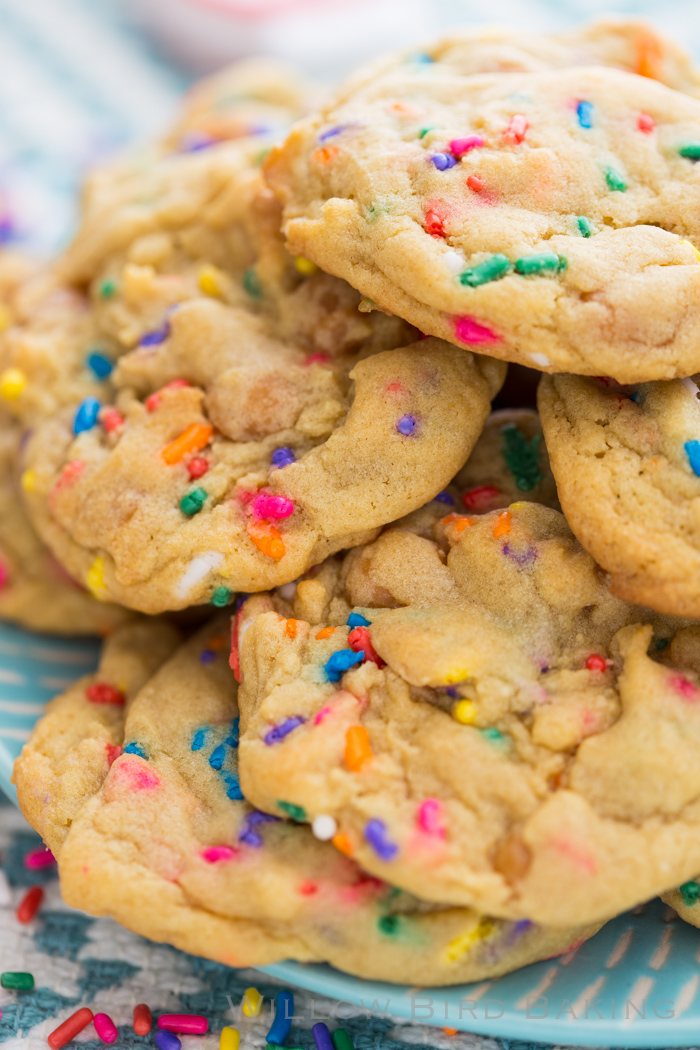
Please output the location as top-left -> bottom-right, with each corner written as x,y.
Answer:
503,114 -> 528,145
637,112 -> 655,133
106,744 -> 122,767
467,174 -> 483,192
187,457 -> 209,480
348,626 -> 384,668
424,209 -> 445,237
299,879 -> 318,895
146,379 -> 189,412
230,605 -> 245,682
48,1008 -> 94,1050
462,485 -> 501,511
585,654 -> 607,673
16,885 -> 43,923
133,1005 -> 153,1036
101,407 -> 124,434
86,682 -> 126,706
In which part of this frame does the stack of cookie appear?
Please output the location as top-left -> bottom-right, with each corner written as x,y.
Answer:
9,18 -> 700,985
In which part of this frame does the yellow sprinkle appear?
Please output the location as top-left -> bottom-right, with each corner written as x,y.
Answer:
0,304 -> 13,333
294,256 -> 318,276
0,367 -> 26,399
443,668 -> 470,685
681,239 -> 700,263
21,469 -> 37,493
453,700 -> 477,725
242,987 -> 262,1018
86,555 -> 107,599
198,264 -> 224,297
220,1027 -> 240,1050
445,918 -> 495,962
509,501 -> 527,510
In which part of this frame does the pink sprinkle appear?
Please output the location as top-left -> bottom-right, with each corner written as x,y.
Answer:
638,112 -> 655,134
417,798 -> 445,838
201,845 -> 238,863
93,1014 -> 118,1045
157,1015 -> 208,1035
304,353 -> 331,365
110,758 -> 160,793
552,837 -> 596,874
669,673 -> 700,701
24,846 -> 56,870
385,381 -> 404,396
299,879 -> 318,895
503,114 -> 528,145
0,560 -> 8,591
253,492 -> 294,520
449,135 -> 484,157
101,408 -> 124,434
454,316 -> 501,345
314,705 -> 334,725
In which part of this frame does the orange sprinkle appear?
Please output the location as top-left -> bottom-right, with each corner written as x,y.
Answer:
332,832 -> 354,856
441,513 -> 474,535
443,1029 -> 458,1036
636,30 -> 662,79
285,618 -> 297,639
345,725 -> 372,771
162,423 -> 213,465
316,626 -> 336,640
492,510 -> 512,538
248,520 -> 286,560
313,146 -> 338,165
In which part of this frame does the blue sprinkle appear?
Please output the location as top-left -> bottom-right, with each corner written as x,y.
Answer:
234,593 -> 249,612
324,649 -> 364,682
267,991 -> 294,1045
431,152 -> 457,170
312,1023 -> 334,1050
139,321 -> 171,347
73,397 -> 101,435
191,728 -> 207,752
223,773 -> 244,801
576,100 -> 594,129
396,414 -> 418,436
686,440 -> 700,476
271,446 -> 296,469
410,51 -> 434,64
434,491 -> 454,505
209,744 -> 226,770
226,717 -> 240,748
199,649 -> 216,664
155,1031 -> 181,1050
364,818 -> 399,861
348,612 -> 371,628
86,352 -> 113,379
124,742 -> 147,758
264,715 -> 306,746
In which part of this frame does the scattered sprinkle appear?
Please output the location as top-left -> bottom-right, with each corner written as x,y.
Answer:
514,252 -> 565,276
175,551 -> 224,599
94,1013 -> 119,1044
679,143 -> 700,161
431,152 -> 457,170
332,1029 -> 355,1050
180,487 -> 208,516
162,423 -> 213,465
332,831 -> 353,856
685,440 -> 700,476
155,1032 -> 181,1050
364,818 -> 398,861
480,727 -> 507,747
348,626 -> 384,666
265,716 -> 306,746
529,352 -> 552,368
417,798 -> 445,837
223,773 -> 244,800
0,367 -> 26,399
680,880 -> 700,907
266,992 -> 294,1046
454,315 -> 500,345
278,801 -> 306,821
585,654 -> 607,673
463,485 -> 500,510
576,101 -> 593,128
124,742 -> 147,758
312,814 -> 338,840
501,423 -> 543,490
158,1015 -> 208,1035
604,165 -> 627,192
1,971 -> 34,990
145,379 -> 190,413
101,407 -> 124,433
638,113 -> 655,133
133,1005 -> 152,1036
312,1022 -> 334,1050
313,146 -> 339,165
242,988 -> 263,1018
187,457 -> 209,479
378,914 -> 400,936
503,114 -> 528,145
459,254 -> 511,287
271,446 -> 295,469
16,885 -> 43,924
396,414 -> 418,436
345,725 -> 372,771
450,135 -> 484,156
98,278 -> 117,299
24,847 -> 56,870
199,265 -> 225,298
576,215 -> 593,237
74,397 -> 101,435
248,520 -> 286,559
253,492 -> 294,520
348,612 -> 371,628
295,256 -> 318,275
453,699 -> 477,725
139,322 -> 171,347
316,626 -> 335,640
434,490 -> 455,505
211,586 -> 232,608
239,812 -> 278,848
445,918 -> 495,962
243,268 -> 262,298
191,729 -> 207,752
86,682 -> 126,706
493,510 -> 512,538
86,555 -> 106,599
48,1008 -> 94,1049
467,174 -> 483,192
655,638 -> 670,651
424,209 -> 445,237
86,352 -> 113,380
325,648 -> 364,682
209,744 -> 227,771
220,1028 -> 239,1050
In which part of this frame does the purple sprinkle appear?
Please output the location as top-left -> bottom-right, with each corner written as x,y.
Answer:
396,414 -> 418,436
264,715 -> 306,746
0,214 -> 14,243
179,132 -> 218,152
239,810 -> 279,848
271,446 -> 296,469
199,649 -> 217,664
434,491 -> 454,505
445,687 -> 459,698
139,321 -> 171,347
364,818 -> 398,861
318,124 -> 356,142
431,153 -> 457,171
502,544 -> 537,567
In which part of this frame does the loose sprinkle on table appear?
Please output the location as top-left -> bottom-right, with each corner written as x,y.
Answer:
345,725 -> 372,770
312,1022 -> 334,1050
332,1030 -> 355,1050
155,1032 -> 181,1050
266,991 -> 294,1046
48,1008 -> 94,1049
158,1015 -> 208,1035
16,885 -> 43,923
220,1028 -> 240,1050
133,1005 -> 152,1036
94,1013 -> 118,1044
1,972 -> 34,990
242,987 -> 263,1018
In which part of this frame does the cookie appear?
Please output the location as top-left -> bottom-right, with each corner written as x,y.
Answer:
538,373 -> 700,617
661,879 -> 700,924
267,52 -> 700,380
13,619 -> 181,855
54,617 -> 600,981
236,500 -> 700,926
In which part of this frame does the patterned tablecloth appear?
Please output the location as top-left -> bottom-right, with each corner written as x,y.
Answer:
1,2 -> 700,1048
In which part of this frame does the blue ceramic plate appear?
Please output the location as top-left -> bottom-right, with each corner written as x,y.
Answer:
2,618 -> 700,1047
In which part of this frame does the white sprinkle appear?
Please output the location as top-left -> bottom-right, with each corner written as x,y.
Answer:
529,352 -> 552,368
175,552 -> 224,599
681,376 -> 700,398
278,582 -> 297,601
312,814 -> 338,841
443,250 -> 465,275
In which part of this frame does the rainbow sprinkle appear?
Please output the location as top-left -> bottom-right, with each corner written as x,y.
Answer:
604,165 -> 627,191
264,716 -> 306,745
431,152 -> 457,170
364,818 -> 398,861
577,215 -> 593,237
73,397 -> 101,435
685,440 -> 700,476
459,254 -> 511,287
86,352 -> 113,379
679,143 -> 700,160
180,488 -> 207,516
325,649 -> 364,681
576,101 -> 594,128
271,447 -> 295,469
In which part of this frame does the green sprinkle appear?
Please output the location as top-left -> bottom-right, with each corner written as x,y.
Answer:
243,267 -> 262,299
514,251 -> 565,276
211,586 -> 232,608
98,278 -> 117,299
576,215 -> 593,237
255,147 -> 271,166
458,253 -> 512,287
501,423 -> 543,491
418,126 -> 435,139
180,487 -> 207,516
679,143 -> 700,160
332,1030 -> 355,1050
1,973 -> 34,991
378,914 -> 401,936
604,166 -> 627,192
277,800 -> 306,822
680,880 -> 700,907
479,727 -> 507,748
366,200 -> 390,223
655,637 -> 670,651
